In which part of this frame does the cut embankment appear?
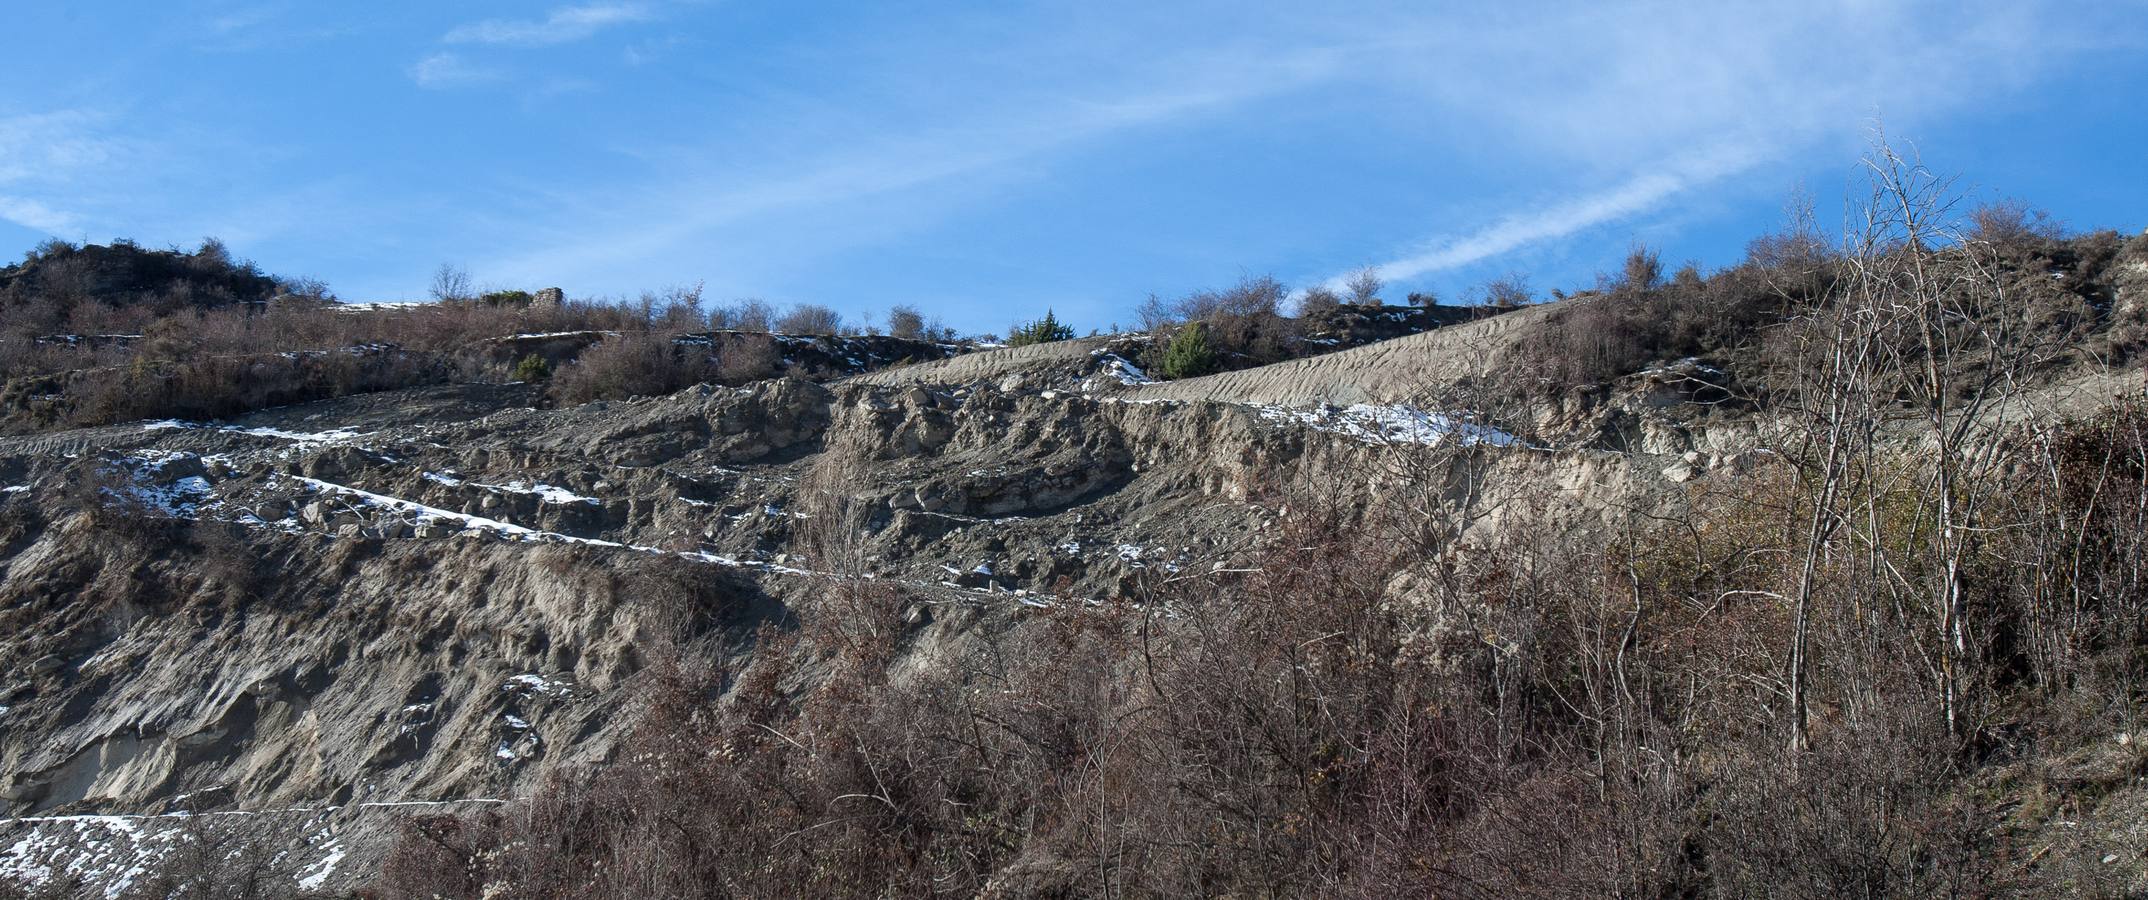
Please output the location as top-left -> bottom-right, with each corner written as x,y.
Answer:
1127,303 -> 1557,408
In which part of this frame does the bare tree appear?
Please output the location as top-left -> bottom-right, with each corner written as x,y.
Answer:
1965,197 -> 2063,247
1344,266 -> 1383,304
429,263 -> 473,303
886,304 -> 927,340
195,236 -> 233,268
1482,273 -> 1531,307
1853,141 -> 2037,741
644,281 -> 704,330
1767,136 -> 2046,752
1618,244 -> 1663,291
1769,240 -> 1882,754
1298,286 -> 1343,318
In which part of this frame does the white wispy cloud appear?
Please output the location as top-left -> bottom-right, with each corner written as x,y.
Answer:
0,110 -> 117,183
408,52 -> 503,89
207,4 -> 283,36
475,44 -> 1344,286
1312,0 -> 2113,290
0,110 -> 122,235
193,3 -> 356,51
0,195 -> 84,235
444,3 -> 654,47
1334,143 -> 1764,289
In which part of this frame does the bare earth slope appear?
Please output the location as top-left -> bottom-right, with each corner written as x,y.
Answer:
1127,303 -> 1558,407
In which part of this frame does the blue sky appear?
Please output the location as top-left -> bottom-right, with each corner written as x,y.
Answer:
2,1 -> 2144,333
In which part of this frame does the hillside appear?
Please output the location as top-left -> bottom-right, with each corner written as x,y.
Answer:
2,221 -> 2147,898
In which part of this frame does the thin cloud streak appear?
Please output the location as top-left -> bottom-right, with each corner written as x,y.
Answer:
0,195 -> 83,235
444,3 -> 654,47
1345,142 -> 1764,288
1310,0 -> 2112,294
477,47 -> 1345,287
408,52 -> 502,89
0,110 -> 119,235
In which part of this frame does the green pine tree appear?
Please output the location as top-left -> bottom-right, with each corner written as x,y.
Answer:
1008,309 -> 1075,347
1160,323 -> 1217,380
513,353 -> 553,382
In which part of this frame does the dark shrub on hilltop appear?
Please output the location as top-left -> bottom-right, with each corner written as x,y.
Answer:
0,240 -> 956,429
0,238 -> 280,329
1008,309 -> 1074,346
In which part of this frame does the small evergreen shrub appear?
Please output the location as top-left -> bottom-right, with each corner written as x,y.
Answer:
1160,323 -> 1217,379
512,354 -> 552,382
481,289 -> 535,307
1008,310 -> 1074,347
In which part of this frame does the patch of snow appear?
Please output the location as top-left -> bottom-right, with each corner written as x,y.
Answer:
108,456 -> 215,516
1091,351 -> 1154,386
421,471 -> 464,487
0,485 -> 26,494
499,330 -> 612,340
0,814 -> 178,900
473,480 -> 600,505
233,424 -> 367,444
1252,403 -> 1516,448
295,841 -> 345,891
142,419 -> 365,446
1637,356 -> 1725,379
334,300 -> 427,312
291,475 -> 619,547
503,673 -> 571,697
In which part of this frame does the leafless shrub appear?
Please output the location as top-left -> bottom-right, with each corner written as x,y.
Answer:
428,263 -> 473,303
114,813 -> 324,899
643,282 -> 705,331
1966,197 -> 2064,248
1480,272 -> 1531,307
710,297 -> 774,332
774,304 -> 842,335
716,332 -> 781,383
1297,285 -> 1343,318
1617,243 -> 1663,291
549,332 -> 715,404
885,304 -> 926,340
1344,265 -> 1383,304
